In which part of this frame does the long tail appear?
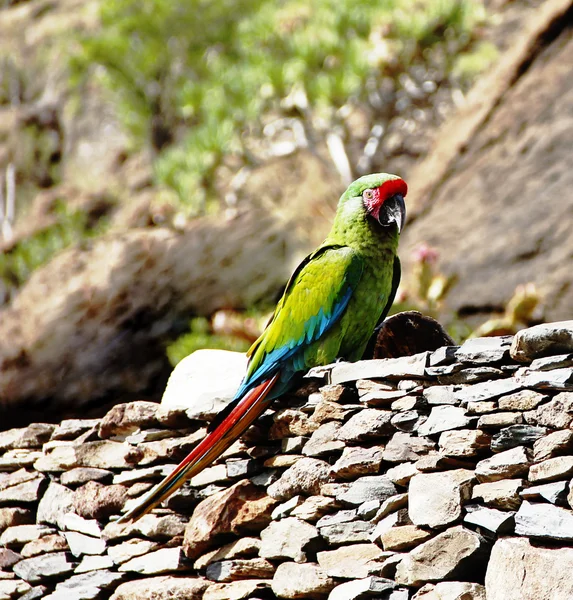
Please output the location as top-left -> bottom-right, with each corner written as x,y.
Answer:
118,373 -> 279,523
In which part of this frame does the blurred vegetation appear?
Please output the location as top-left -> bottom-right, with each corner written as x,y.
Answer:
71,0 -> 494,214
0,202 -> 109,294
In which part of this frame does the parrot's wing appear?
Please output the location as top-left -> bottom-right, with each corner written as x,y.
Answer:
241,245 -> 364,393
364,255 -> 401,358
380,255 -> 401,323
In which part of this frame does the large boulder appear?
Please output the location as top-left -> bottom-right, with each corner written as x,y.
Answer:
0,210 -> 301,419
401,0 -> 573,322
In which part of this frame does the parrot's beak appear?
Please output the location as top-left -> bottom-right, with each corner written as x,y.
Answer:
379,194 -> 406,233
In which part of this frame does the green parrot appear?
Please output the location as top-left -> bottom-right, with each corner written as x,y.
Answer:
119,172 -> 407,522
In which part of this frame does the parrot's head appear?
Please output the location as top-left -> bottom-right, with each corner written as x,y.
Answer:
339,173 -> 407,234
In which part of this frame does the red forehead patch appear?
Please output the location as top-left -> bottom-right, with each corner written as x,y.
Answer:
364,178 -> 407,218
379,178 -> 408,200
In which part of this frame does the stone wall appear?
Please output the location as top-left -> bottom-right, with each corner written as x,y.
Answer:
0,321 -> 573,599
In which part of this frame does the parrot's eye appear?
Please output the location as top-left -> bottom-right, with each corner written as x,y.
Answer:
363,189 -> 375,200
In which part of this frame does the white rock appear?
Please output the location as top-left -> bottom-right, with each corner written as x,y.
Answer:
486,537 -> 573,599
160,349 -> 247,419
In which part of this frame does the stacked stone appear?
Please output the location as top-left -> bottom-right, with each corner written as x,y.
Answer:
0,321 -> 572,600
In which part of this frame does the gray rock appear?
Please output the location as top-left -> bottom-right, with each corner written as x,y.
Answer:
331,446 -> 384,479
316,509 -> 358,528
408,470 -> 474,528
336,476 -> 397,506
226,458 -> 261,480
317,544 -> 392,579
74,555 -> 115,573
271,496 -> 304,520
206,558 -> 275,582
259,518 -> 320,562
535,393 -> 573,429
290,496 -> 338,523
485,537 -> 573,600
271,562 -> 334,599
455,378 -> 523,404
0,449 -> 43,470
0,507 -> 33,532
51,420 -> 100,441
61,513 -> 101,537
477,412 -> 523,429
0,473 -> 46,505
320,521 -> 376,545
202,578 -> 273,600
45,570 -> 127,600
107,539 -> 159,565
36,482 -> 75,530
110,576 -> 208,600
533,430 -> 573,461
439,429 -> 491,457
455,336 -> 512,364
463,505 -> 515,534
35,441 -> 146,472
20,534 -> 68,558
472,479 -> 524,510
510,321 -> 573,362
428,346 -> 459,367
465,401 -> 498,415
194,537 -> 262,570
336,409 -> 393,442
60,467 -> 113,487
373,493 -> 409,523
13,552 -> 76,584
390,411 -> 427,433
0,524 -> 55,549
385,463 -> 419,486
395,526 -> 487,587
105,514 -> 186,542
515,501 -> 573,540
370,511 -> 409,543
530,353 -> 573,371
327,576 -> 397,600
113,465 -> 174,485
360,389 -> 412,408
383,433 -> 435,463
520,481 -> 569,504
417,406 -> 471,436
64,531 -> 106,557
490,425 -> 547,452
498,390 -> 547,411
0,547 -> 22,568
302,422 -> 345,457
380,525 -> 433,551
119,547 -> 190,574
529,456 -> 573,483
98,401 -> 159,439
439,367 -> 505,385
517,368 -> 573,392
328,353 -> 428,384
475,446 -> 531,482
0,580 -> 32,598
423,386 -> 459,405
358,500 -> 382,520
0,424 -> 55,451
267,457 -> 332,500
413,582 -> 486,600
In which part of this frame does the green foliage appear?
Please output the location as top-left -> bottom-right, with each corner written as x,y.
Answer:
71,0 -> 488,213
453,41 -> 498,83
166,317 -> 251,366
0,203 -> 108,289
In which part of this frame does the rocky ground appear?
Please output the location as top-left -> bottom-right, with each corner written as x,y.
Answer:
0,320 -> 572,599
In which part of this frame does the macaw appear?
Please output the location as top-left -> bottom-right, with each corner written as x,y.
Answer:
119,172 -> 407,523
